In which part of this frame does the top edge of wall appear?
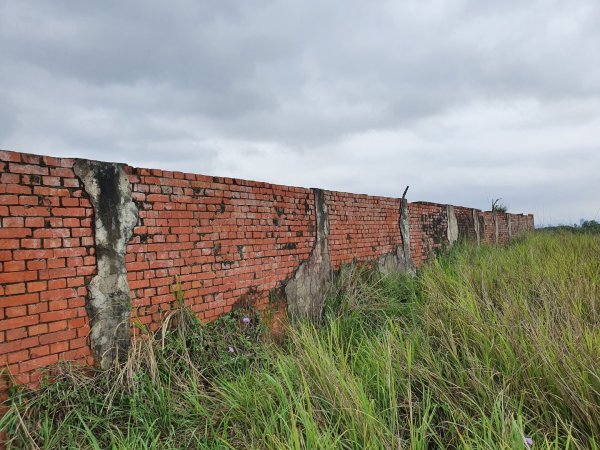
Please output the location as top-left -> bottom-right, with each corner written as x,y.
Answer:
1,148 -> 404,201
0,148 -> 534,216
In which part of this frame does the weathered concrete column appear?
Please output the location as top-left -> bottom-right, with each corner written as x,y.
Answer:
285,189 -> 332,323
493,212 -> 499,244
473,209 -> 481,245
399,198 -> 415,274
74,160 -> 138,369
377,198 -> 415,275
447,205 -> 458,245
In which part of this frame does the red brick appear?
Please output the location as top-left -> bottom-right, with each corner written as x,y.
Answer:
20,238 -> 42,249
28,302 -> 48,314
5,183 -> 32,194
41,289 -> 76,302
67,276 -> 84,287
5,283 -> 26,295
53,247 -> 86,258
6,327 -> 28,340
40,310 -> 77,323
69,337 -> 89,350
0,336 -> 38,354
48,320 -> 68,332
27,259 -> 47,270
48,258 -> 66,268
18,195 -> 40,206
61,348 -> 89,361
50,341 -> 70,354
52,207 -> 86,217
0,270 -> 37,284
13,249 -> 54,260
28,323 -> 48,336
27,280 -> 47,292
43,238 -> 62,248
3,260 -> 26,271
9,370 -> 30,385
42,176 -> 61,186
8,163 -> 48,175
45,299 -> 68,313
63,218 -> 80,227
25,217 -> 45,227
0,150 -> 22,162
0,228 -> 31,238
66,256 -> 83,267
39,329 -> 76,345
0,195 -> 18,205
3,292 -> 39,307
10,205 -> 51,217
42,156 -> 74,169
63,178 -> 79,188
20,353 -> 59,371
77,266 -> 96,276
33,228 -> 70,238
48,279 -> 67,289
22,154 -> 41,164
61,198 -> 80,207
8,350 -> 29,364
69,317 -> 87,328
2,217 -> 24,227
6,306 -> 27,318
62,237 -> 79,248
30,345 -> 50,358
68,298 -> 85,308
0,315 -> 38,331
0,239 -> 20,249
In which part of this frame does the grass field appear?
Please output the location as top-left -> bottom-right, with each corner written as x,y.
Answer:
2,231 -> 599,449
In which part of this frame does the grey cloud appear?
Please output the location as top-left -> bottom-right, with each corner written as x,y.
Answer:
0,0 -> 599,223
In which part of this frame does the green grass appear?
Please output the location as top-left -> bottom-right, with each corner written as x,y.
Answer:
2,231 -> 599,449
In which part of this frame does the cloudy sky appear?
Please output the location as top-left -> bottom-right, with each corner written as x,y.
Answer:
1,1 -> 599,225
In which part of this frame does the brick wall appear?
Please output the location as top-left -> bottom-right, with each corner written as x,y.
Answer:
496,213 -> 509,244
325,191 -> 401,269
454,206 -> 479,242
1,149 -> 535,394
481,211 -> 497,244
408,202 -> 449,268
125,166 -> 315,332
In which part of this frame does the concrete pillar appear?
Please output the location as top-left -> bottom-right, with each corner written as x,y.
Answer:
284,189 -> 332,323
447,205 -> 458,245
74,160 -> 138,369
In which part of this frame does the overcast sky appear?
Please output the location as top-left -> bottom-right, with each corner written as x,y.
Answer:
1,1 -> 599,225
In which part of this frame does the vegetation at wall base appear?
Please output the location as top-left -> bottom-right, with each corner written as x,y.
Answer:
1,231 -> 599,449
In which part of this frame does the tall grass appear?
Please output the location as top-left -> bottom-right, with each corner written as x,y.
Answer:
2,231 -> 599,449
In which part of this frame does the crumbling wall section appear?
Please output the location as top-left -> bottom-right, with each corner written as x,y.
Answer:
284,189 -> 331,322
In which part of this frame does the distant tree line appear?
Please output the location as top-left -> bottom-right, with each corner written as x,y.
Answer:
539,220 -> 600,234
